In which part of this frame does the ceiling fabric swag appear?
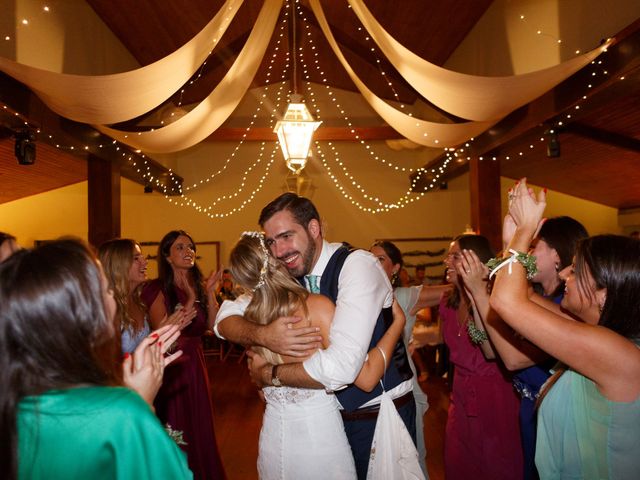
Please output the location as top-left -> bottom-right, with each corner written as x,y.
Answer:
309,0 -> 493,148
96,0 -> 283,153
0,0 -> 243,125
348,0 -> 609,122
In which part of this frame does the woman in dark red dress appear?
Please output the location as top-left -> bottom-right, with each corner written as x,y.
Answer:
143,230 -> 225,480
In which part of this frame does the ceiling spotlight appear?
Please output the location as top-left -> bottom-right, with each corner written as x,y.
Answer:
15,129 -> 36,165
546,129 -> 560,158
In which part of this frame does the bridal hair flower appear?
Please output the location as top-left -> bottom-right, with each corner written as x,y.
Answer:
242,231 -> 270,291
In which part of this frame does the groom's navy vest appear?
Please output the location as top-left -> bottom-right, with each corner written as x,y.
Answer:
317,244 -> 413,412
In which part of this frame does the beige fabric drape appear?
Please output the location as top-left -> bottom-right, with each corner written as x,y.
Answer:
310,0 -> 494,148
97,0 -> 283,153
0,0 -> 609,152
348,0 -> 608,122
0,0 -> 243,124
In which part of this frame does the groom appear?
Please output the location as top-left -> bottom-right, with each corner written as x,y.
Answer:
215,192 -> 416,478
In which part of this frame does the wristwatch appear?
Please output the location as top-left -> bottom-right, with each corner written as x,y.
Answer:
271,364 -> 283,387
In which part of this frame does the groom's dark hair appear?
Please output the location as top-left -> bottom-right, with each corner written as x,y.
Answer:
259,192 -> 320,229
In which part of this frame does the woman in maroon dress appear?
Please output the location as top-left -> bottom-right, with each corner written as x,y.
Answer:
143,230 -> 226,480
440,234 -> 522,479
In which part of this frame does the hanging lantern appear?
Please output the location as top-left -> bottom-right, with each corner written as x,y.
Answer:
273,94 -> 321,174
283,169 -> 315,198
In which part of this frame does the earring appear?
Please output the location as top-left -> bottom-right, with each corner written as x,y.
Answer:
391,270 -> 399,285
555,263 -> 560,272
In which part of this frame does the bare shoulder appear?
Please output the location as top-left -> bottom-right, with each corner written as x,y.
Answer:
306,294 -> 334,348
306,293 -> 335,313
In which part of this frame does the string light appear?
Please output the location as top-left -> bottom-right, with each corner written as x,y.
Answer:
493,49 -> 609,165
157,0 -> 295,218
0,1 -> 621,219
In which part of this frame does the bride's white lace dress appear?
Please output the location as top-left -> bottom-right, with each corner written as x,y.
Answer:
258,386 -> 357,479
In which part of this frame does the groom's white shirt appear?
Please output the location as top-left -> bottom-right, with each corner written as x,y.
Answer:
215,240 -> 412,407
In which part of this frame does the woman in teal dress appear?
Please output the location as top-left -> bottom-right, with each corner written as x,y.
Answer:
0,239 -> 192,480
490,179 -> 640,478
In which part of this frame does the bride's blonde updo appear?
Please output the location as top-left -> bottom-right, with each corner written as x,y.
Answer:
229,232 -> 310,365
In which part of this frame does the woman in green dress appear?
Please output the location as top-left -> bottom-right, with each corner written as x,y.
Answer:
489,179 -> 640,478
0,239 -> 193,480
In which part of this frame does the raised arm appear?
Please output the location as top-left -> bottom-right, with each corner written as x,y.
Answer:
453,251 -> 496,359
490,179 -> 640,402
458,248 -> 547,369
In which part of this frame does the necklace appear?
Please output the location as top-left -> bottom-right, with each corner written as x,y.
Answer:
456,303 -> 470,337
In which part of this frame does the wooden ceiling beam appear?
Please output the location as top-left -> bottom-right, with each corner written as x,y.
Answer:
205,125 -> 403,141
564,122 -> 640,154
0,72 -> 182,195
411,18 -> 640,191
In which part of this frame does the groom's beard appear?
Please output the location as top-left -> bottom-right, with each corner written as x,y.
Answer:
278,232 -> 316,278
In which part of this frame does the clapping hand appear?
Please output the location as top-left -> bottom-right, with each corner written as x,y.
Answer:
508,178 -> 546,236
160,304 -> 197,330
456,249 -> 490,297
205,268 -> 223,300
123,324 -> 183,406
174,271 -> 196,309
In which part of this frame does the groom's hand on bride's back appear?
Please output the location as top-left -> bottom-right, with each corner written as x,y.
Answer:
259,316 -> 322,358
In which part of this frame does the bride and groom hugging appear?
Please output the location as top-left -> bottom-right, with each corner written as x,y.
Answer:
214,192 -> 419,479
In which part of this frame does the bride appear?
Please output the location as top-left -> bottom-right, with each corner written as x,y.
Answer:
229,232 -> 405,480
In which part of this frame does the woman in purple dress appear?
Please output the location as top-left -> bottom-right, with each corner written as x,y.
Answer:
143,230 -> 226,480
440,234 -> 522,480
458,216 -> 587,480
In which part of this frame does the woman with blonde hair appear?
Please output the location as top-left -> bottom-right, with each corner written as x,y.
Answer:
99,238 -> 195,354
229,232 -> 407,480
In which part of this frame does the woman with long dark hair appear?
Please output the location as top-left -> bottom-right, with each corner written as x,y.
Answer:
439,234 -> 522,479
458,215 -> 588,480
0,239 -> 190,479
490,179 -> 640,477
142,230 -> 226,480
370,240 -> 450,476
402,234 -> 522,479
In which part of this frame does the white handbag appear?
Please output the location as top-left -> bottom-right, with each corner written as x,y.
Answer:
366,349 -> 426,480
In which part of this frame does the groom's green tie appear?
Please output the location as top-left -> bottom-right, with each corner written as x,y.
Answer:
306,274 -> 320,294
